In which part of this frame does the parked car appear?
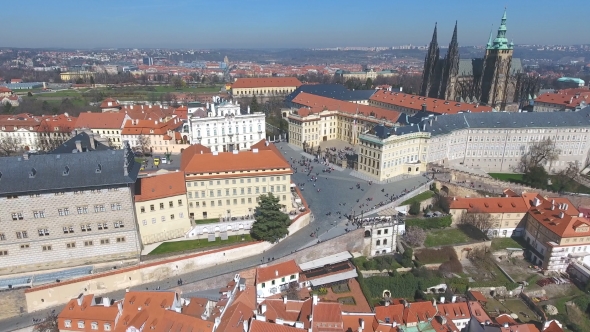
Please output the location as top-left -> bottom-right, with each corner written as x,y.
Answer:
153,157 -> 160,166
161,157 -> 167,164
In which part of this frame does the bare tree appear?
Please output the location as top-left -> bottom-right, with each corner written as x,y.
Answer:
517,137 -> 560,173
404,226 -> 427,247
136,134 -> 151,154
37,122 -> 71,152
285,281 -> 300,300
459,209 -> 495,239
0,137 -> 21,156
33,312 -> 59,332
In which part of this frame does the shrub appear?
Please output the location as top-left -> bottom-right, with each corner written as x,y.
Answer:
409,201 -> 421,215
414,246 -> 458,264
405,226 -> 427,247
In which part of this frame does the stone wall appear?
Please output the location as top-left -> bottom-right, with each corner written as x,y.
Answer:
453,241 -> 492,260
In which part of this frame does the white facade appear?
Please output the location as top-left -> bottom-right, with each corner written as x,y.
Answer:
256,272 -> 300,298
187,98 -> 265,152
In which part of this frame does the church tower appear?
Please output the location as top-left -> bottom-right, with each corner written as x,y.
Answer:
420,23 -> 441,98
439,21 -> 460,100
480,9 -> 514,109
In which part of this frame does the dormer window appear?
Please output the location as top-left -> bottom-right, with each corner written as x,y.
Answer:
29,168 -> 37,178
63,166 -> 70,176
54,127 -> 59,131
96,164 -> 102,173
64,320 -> 72,328
78,321 -> 85,328
104,323 -> 111,331
91,322 -> 98,330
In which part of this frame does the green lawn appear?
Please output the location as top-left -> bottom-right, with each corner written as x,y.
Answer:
193,218 -> 221,225
490,237 -> 525,251
400,191 -> 434,206
149,234 -> 252,255
424,228 -> 471,247
36,90 -> 84,98
489,172 -> 590,194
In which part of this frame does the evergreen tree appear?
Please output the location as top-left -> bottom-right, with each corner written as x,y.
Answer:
251,193 -> 290,243
250,95 -> 260,113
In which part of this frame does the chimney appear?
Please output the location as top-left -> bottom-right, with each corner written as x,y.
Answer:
253,148 -> 259,153
23,152 -> 29,160
102,297 -> 110,307
559,212 -> 565,219
243,319 -> 248,332
421,104 -> 427,112
247,105 -> 251,114
283,296 -> 288,304
432,298 -> 436,306
451,296 -> 457,303
440,296 -> 445,303
275,270 -> 278,277
75,140 -> 82,152
260,304 -> 266,314
579,212 -> 584,217
312,294 -> 318,305
402,299 -> 409,307
275,318 -> 284,325
295,322 -> 304,329
89,133 -> 96,150
385,300 -> 390,307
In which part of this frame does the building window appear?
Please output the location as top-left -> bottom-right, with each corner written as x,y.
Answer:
63,226 -> 74,234
151,218 -> 156,224
11,212 -> 24,221
66,242 -> 76,248
0,233 -> 5,241
91,322 -> 98,330
169,201 -> 174,208
0,250 -> 7,256
33,210 -> 45,218
261,283 -> 265,288
16,231 -> 28,239
116,237 -> 126,243
178,199 -> 183,206
84,241 -> 93,246
160,202 -> 164,210
42,245 -> 52,251
111,203 -> 121,211
94,205 -> 105,213
114,221 -> 124,228
140,206 -> 145,213
104,323 -> 111,331
77,206 -> 88,214
37,229 -> 49,236
161,216 -> 166,222
97,223 -> 108,230
81,224 -> 92,232
20,244 -> 30,249
100,239 -> 110,245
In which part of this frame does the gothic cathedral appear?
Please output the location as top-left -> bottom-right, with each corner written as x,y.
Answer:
419,10 -> 539,110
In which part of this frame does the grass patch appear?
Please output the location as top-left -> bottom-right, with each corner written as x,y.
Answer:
400,191 -> 434,206
489,173 -> 590,194
149,234 -> 252,255
414,246 -> 457,264
424,228 -> 470,247
490,237 -> 525,251
405,215 -> 452,230
193,217 -> 221,225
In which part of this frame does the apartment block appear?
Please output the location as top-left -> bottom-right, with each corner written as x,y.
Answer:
180,141 -> 292,221
0,141 -> 141,275
75,112 -> 129,148
230,77 -> 301,97
134,171 -> 191,245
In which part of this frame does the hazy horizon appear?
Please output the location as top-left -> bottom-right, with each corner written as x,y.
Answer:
4,0 -> 589,49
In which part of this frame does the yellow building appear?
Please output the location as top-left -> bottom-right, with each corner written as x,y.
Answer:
134,171 -> 191,245
231,77 -> 302,97
180,142 -> 293,221
357,125 -> 430,181
60,71 -> 94,82
75,112 -> 128,148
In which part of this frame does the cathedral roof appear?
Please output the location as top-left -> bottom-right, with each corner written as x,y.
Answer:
457,58 -> 522,77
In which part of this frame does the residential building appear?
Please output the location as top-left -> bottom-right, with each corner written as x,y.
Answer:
1,94 -> 21,107
255,260 -> 301,298
362,219 -> 404,255
230,77 -> 302,97
121,117 -> 186,153
286,93 -> 401,150
533,88 -> 590,112
134,171 -> 191,246
369,89 -> 492,115
298,252 -> 358,287
75,112 -> 129,148
180,141 -> 292,221
0,113 -> 42,151
57,294 -> 118,332
0,141 -> 141,275
357,124 -> 430,182
37,114 -> 77,151
335,68 -> 398,81
60,71 -> 93,82
0,86 -> 12,98
99,98 -> 122,112
187,97 -> 265,152
449,195 -> 529,237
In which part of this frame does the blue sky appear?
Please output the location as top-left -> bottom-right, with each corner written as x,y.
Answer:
5,0 -> 589,49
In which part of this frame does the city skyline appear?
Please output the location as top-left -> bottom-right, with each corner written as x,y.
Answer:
4,0 -> 589,49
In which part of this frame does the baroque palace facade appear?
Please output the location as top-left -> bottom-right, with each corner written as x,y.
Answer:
419,10 -> 539,110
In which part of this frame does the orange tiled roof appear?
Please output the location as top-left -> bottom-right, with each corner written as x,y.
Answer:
535,91 -> 590,107
260,299 -> 304,323
57,295 -> 119,332
468,301 -> 491,324
76,112 -> 126,129
99,98 -> 121,109
292,92 -> 401,122
37,114 -> 76,133
233,285 -> 257,311
500,323 -> 540,332
249,319 -> 305,332
0,87 -> 12,93
449,196 -> 529,214
180,144 -> 211,170
121,117 -> 183,136
437,302 -> 470,320
543,321 -> 565,332
256,260 -> 300,284
369,89 -> 492,114
402,301 -> 437,325
232,77 -> 302,89
342,314 -> 380,332
182,146 -> 291,175
375,304 -> 404,324
467,291 -> 487,303
495,313 -> 518,326
215,301 -> 255,332
134,171 -> 186,202
312,302 -> 343,329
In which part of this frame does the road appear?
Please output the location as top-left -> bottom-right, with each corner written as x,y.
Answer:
0,142 -> 427,332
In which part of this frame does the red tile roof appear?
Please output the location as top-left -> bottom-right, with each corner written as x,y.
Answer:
495,313 -> 518,326
249,319 -> 305,332
374,303 -> 404,324
403,301 -> 437,325
181,145 -> 291,175
37,114 -> 77,133
437,302 -> 470,321
342,314 -> 380,332
467,291 -> 488,303
134,171 -> 186,202
369,89 -> 492,114
292,92 -> 401,122
260,299 -> 304,322
525,195 -> 590,238
449,196 -> 529,214
256,260 -> 301,284
76,112 -> 126,129
99,98 -> 121,109
312,302 -> 343,330
500,323 -> 540,332
543,320 -> 565,332
232,77 -> 302,89
215,301 -> 255,332
121,117 -> 183,136
57,295 -> 119,332
0,86 -> 12,93
535,91 -> 590,107
468,301 -> 491,324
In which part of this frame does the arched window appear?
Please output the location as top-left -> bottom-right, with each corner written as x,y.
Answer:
383,239 -> 388,245
376,240 -> 381,246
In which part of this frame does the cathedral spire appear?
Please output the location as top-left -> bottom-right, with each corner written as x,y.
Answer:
486,26 -> 494,48
450,21 -> 458,47
488,9 -> 511,50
